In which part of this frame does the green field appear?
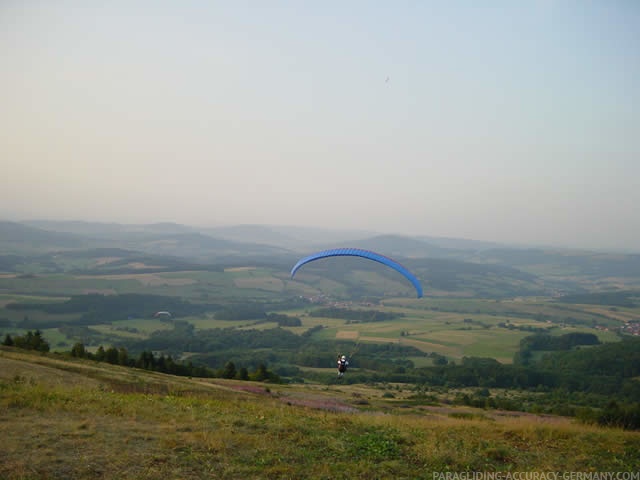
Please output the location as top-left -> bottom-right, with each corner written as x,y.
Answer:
1,268 -> 634,371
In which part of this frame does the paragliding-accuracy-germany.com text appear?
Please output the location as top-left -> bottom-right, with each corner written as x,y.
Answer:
433,473 -> 639,480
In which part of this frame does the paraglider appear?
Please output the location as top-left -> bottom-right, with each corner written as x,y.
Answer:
290,248 -> 423,298
154,311 -> 172,318
337,355 -> 349,378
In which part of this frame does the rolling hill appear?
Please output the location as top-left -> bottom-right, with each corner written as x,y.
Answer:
4,219 -> 640,294
4,221 -> 293,261
0,221 -> 89,252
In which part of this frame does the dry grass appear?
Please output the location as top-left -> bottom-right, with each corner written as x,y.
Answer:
1,347 -> 639,479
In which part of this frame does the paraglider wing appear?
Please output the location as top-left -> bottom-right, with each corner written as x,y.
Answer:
290,248 -> 423,298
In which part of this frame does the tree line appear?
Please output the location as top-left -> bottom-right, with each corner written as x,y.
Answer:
1,330 -> 281,384
2,330 -> 50,352
557,291 -> 638,307
514,332 -> 600,365
5,293 -> 216,325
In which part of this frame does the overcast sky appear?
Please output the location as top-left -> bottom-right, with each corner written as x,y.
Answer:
1,1 -> 638,251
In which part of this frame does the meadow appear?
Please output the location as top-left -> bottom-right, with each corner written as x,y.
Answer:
1,347 -> 639,479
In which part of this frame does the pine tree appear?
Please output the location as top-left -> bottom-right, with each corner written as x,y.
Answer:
71,342 -> 86,358
222,361 -> 237,379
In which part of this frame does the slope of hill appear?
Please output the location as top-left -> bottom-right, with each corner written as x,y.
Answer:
131,232 -> 292,260
481,248 -> 640,278
322,234 -> 451,258
24,220 -> 196,236
1,346 -> 639,479
2,221 -> 294,261
203,224 -> 301,248
416,235 -> 506,251
0,221 -> 89,252
0,247 -> 217,274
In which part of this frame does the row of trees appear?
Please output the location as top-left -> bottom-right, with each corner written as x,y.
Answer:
2,330 -> 50,352
69,342 -> 281,382
1,328 -> 281,383
579,400 -> 640,430
557,291 -> 638,307
514,332 -> 601,365
5,293 -> 215,325
263,313 -> 302,327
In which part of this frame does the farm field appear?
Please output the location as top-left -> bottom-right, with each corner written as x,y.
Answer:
1,267 -> 635,369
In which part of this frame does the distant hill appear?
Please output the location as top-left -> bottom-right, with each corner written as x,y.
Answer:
321,234 -> 451,258
407,257 -> 547,297
0,221 -> 88,252
416,235 -> 505,251
480,248 -> 640,278
267,225 -> 380,247
204,224 -> 300,248
205,224 -> 386,251
24,220 -> 196,237
0,247 -> 216,274
5,219 -> 640,293
135,232 -> 292,260
2,220 -> 293,261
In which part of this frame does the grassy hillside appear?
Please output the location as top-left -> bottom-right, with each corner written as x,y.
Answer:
1,347 -> 639,479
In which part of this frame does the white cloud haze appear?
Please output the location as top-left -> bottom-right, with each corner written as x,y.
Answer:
1,1 -> 639,250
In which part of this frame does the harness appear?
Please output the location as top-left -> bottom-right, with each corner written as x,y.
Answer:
338,360 -> 347,372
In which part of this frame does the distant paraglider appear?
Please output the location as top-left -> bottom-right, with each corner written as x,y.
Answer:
154,311 -> 172,318
290,248 -> 423,298
337,355 -> 349,378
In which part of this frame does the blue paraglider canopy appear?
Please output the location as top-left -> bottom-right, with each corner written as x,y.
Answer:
290,247 -> 423,298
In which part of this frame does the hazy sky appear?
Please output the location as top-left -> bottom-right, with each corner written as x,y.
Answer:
2,1 -> 639,250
